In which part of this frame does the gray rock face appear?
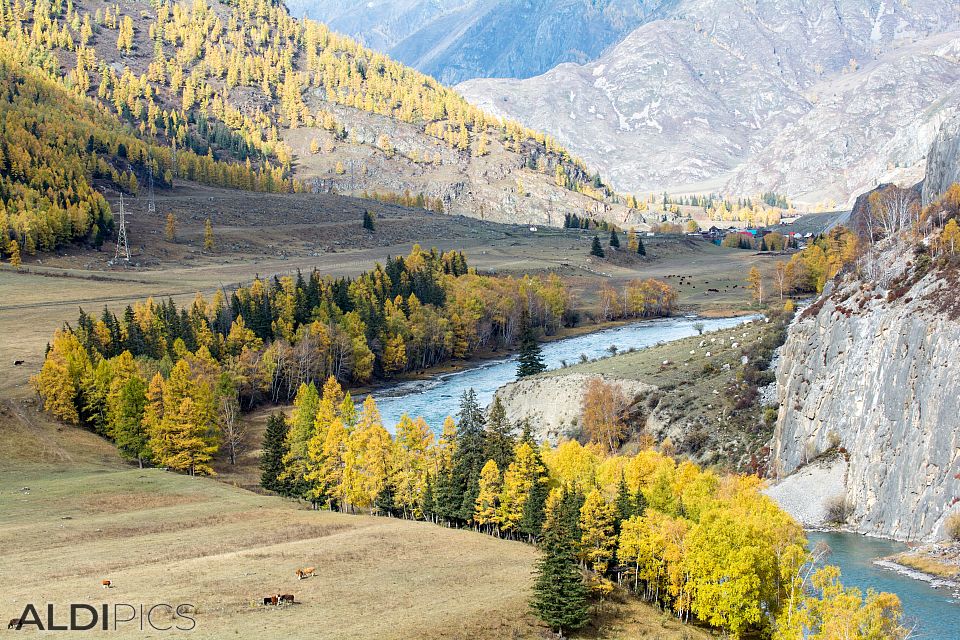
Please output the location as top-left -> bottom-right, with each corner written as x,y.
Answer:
772,269 -> 960,541
458,1 -> 960,203
494,374 -> 655,444
922,111 -> 960,206
287,0 -> 669,84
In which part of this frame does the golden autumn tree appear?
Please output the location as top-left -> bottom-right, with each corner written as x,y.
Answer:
203,218 -> 214,251
33,330 -> 92,424
748,266 -> 764,306
580,377 -> 628,452
941,218 -> 960,255
8,239 -> 21,269
148,360 -> 218,476
474,459 -> 502,534
499,441 -> 545,536
579,489 -> 617,574
165,213 -> 177,242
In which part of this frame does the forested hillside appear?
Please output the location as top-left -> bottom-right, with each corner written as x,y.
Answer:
0,0 -> 636,260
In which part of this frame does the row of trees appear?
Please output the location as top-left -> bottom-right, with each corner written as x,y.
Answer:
257,386 -> 910,639
33,247 -> 576,449
720,231 -> 794,252
596,279 -> 678,321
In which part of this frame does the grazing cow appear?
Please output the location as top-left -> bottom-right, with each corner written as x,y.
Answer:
295,567 -> 315,580
279,594 -> 294,605
8,618 -> 22,630
13,360 -> 24,366
262,596 -> 278,606
101,579 -> 112,588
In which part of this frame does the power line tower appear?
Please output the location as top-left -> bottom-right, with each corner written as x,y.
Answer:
114,193 -> 130,263
147,165 -> 156,214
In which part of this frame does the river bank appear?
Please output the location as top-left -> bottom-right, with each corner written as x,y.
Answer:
806,532 -> 960,638
371,314 -> 756,432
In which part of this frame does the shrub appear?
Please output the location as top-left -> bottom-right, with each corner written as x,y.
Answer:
945,513 -> 960,542
824,495 -> 851,524
763,406 -> 778,426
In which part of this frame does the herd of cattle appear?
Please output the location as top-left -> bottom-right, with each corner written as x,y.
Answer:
7,566 -> 319,628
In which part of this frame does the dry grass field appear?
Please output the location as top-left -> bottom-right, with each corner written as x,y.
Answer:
0,182 -> 781,637
0,403 -> 714,639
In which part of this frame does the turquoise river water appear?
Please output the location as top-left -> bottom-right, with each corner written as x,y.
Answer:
372,315 -> 960,636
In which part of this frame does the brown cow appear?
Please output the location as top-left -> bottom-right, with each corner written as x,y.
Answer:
279,594 -> 294,605
101,579 -> 112,588
295,567 -> 315,580
262,596 -> 278,606
8,618 -> 22,630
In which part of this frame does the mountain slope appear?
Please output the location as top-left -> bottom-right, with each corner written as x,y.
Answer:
0,0 -> 642,261
458,0 -> 960,203
285,0 -> 673,84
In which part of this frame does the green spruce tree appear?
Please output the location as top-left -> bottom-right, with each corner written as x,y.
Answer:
614,470 -> 633,533
484,396 -> 516,470
260,412 -> 289,493
362,210 -> 375,231
530,501 -> 590,637
450,389 -> 487,523
609,228 -> 620,249
590,235 -> 605,258
111,376 -> 150,467
516,316 -> 546,379
636,235 -> 646,256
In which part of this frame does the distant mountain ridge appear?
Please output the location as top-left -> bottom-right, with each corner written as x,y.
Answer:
456,0 -> 960,204
284,0 -> 674,84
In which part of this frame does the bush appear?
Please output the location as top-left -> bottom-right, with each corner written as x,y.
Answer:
945,513 -> 960,542
824,495 -> 851,524
763,406 -> 778,426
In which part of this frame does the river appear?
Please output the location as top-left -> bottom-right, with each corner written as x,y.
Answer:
372,314 -> 960,635
807,532 -> 960,639
373,315 -> 755,431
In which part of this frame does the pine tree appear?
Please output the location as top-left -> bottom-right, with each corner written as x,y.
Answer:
636,235 -> 646,256
516,315 -> 546,379
260,412 -> 289,493
203,218 -> 214,251
484,397 -> 516,470
590,235 -> 605,258
609,228 -> 620,249
614,470 -> 633,532
632,487 -> 647,517
450,389 -> 487,523
530,497 -> 590,637
362,210 -> 375,231
110,375 -> 150,467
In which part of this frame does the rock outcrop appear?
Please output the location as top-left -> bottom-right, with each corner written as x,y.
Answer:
771,254 -> 960,541
494,374 -> 654,444
922,111 -> 960,206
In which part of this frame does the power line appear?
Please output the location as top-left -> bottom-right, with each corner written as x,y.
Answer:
113,193 -> 130,263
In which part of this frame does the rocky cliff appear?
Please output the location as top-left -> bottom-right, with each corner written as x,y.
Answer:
771,249 -> 960,541
922,111 -> 960,206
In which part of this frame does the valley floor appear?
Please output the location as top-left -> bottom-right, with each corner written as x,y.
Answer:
0,183 -> 783,637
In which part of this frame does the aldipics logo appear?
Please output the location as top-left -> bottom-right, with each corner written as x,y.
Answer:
8,603 -> 197,632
